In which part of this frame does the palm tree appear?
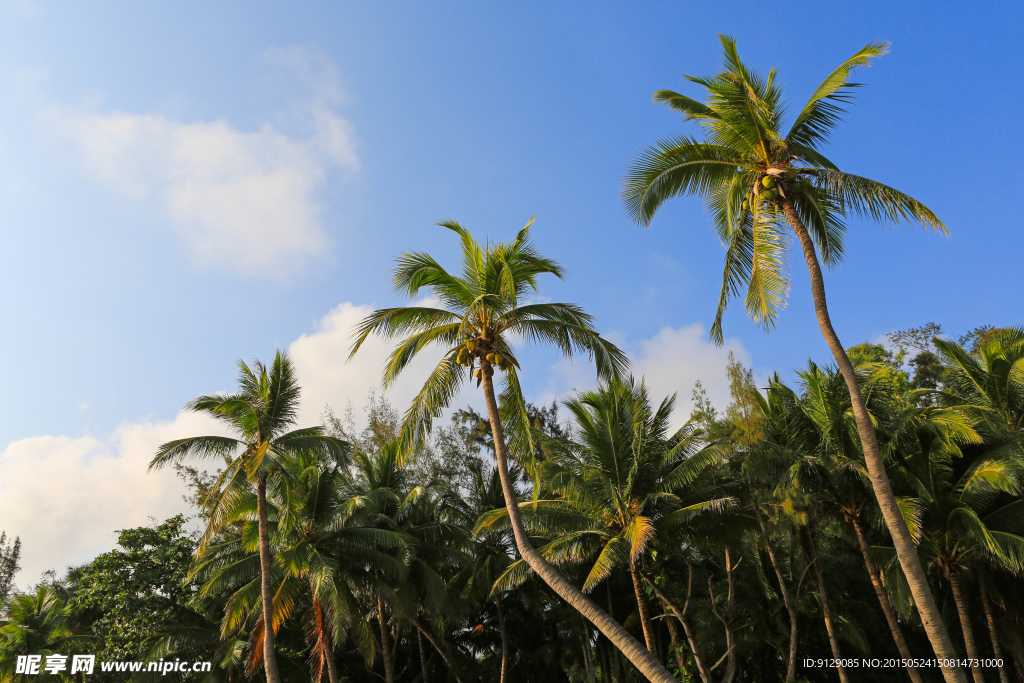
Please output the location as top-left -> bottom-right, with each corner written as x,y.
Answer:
452,459 -> 518,683
0,586 -> 81,683
621,35 -> 963,682
896,385 -> 1024,683
351,220 -> 679,682
149,351 -> 348,683
479,379 -> 727,658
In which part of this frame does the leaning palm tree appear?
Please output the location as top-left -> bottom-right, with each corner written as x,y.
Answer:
479,379 -> 727,658
350,220 -> 678,682
149,351 -> 349,683
622,35 -> 963,682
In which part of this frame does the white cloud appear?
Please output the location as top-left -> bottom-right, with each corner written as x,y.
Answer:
288,301 -> 471,428
631,323 -> 752,424
0,299 -> 481,586
0,410 -> 226,585
535,323 -> 753,429
48,47 -> 358,277
2,304 -> 747,586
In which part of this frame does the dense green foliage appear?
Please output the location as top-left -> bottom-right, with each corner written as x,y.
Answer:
3,328 -> 1022,683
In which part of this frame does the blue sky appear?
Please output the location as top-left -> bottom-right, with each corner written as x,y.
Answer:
1,0 -> 1022,580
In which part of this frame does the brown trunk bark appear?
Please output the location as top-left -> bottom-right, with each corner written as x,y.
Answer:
480,367 -> 677,682
377,591 -> 395,683
607,583 -> 625,683
782,197 -> 966,683
753,502 -> 798,682
706,548 -> 737,683
631,558 -> 657,654
599,641 -> 613,683
581,620 -> 598,683
497,596 -> 510,683
979,581 -> 1011,683
418,628 -> 431,683
948,570 -> 984,683
799,527 -> 848,683
256,475 -> 283,683
664,612 -> 688,675
849,515 -> 923,683
414,622 -> 466,683
644,565 -> 712,683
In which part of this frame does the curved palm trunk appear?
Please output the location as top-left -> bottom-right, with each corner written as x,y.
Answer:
496,596 -> 510,683
753,502 -> 798,682
377,591 -> 396,683
256,475 -> 283,683
630,558 -> 657,654
418,628 -> 431,683
480,369 -> 677,683
948,570 -> 984,683
979,581 -> 1011,683
799,527 -> 848,683
849,515 -> 922,683
782,198 -> 966,683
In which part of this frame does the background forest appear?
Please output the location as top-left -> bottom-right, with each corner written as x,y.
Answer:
2,323 -> 1022,683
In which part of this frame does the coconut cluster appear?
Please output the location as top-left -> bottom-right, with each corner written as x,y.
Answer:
454,338 -> 513,380
740,169 -> 816,213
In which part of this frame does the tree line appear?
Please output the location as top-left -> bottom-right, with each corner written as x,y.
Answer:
3,34 -> 1021,683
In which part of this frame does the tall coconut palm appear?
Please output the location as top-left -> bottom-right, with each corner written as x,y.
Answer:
149,351 -> 348,683
621,35 -> 963,682
350,220 -> 679,682
478,379 -> 728,659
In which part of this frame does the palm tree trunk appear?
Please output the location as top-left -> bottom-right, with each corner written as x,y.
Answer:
781,197 -> 966,683
948,570 -> 984,683
979,581 -> 1011,683
480,368 -> 678,683
325,633 -> 339,683
753,502 -> 798,682
848,515 -> 922,683
630,558 -> 657,653
606,583 -> 626,683
496,596 -> 510,683
377,591 -> 396,683
256,475 -> 283,683
414,621 -> 467,683
418,628 -> 431,683
581,620 -> 598,683
799,527 -> 848,683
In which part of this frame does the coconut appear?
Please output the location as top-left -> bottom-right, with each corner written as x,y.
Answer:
474,369 -> 482,378
762,175 -> 776,188
466,340 -> 477,352
759,189 -> 775,201
784,169 -> 798,180
741,199 -> 749,211
493,353 -> 504,365
486,353 -> 496,363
